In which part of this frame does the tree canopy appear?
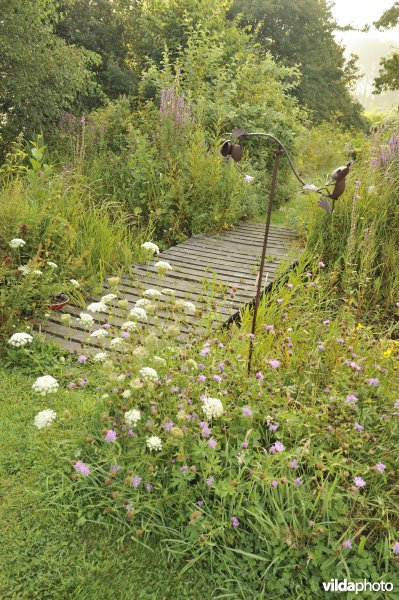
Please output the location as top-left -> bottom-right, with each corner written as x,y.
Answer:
374,2 -> 399,93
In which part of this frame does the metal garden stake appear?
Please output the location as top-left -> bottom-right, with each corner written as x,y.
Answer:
221,128 -> 351,374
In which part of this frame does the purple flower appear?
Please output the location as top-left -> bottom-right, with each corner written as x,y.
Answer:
306,272 -> 312,278
265,325 -> 274,332
128,429 -> 134,437
171,386 -> 179,393
255,371 -> 264,381
218,362 -> 225,372
286,283 -> 293,289
268,359 -> 281,369
365,378 -> 379,386
343,539 -> 352,549
121,331 -> 130,338
242,406 -> 253,417
381,414 -> 388,420
231,517 -> 239,527
213,374 -> 222,382
346,394 -> 358,404
392,542 -> 399,554
77,355 -> 87,363
354,423 -> 363,431
164,421 -> 175,432
79,379 -> 88,387
289,459 -> 299,470
323,319 -> 330,325
145,483 -> 153,492
376,463 -> 386,473
206,476 -> 214,487
196,499 -> 204,506
199,421 -> 211,437
271,480 -> 278,488
181,465 -> 188,473
353,476 -> 366,488
208,438 -> 217,449
248,333 -> 255,340
350,362 -> 361,372
132,475 -> 142,488
336,337 -> 345,344
198,374 -> 207,383
276,298 -> 283,304
318,261 -> 325,268
198,363 -> 205,371
294,478 -> 302,486
269,423 -> 278,432
241,442 -> 248,449
200,348 -> 210,357
105,429 -> 117,443
74,461 -> 90,476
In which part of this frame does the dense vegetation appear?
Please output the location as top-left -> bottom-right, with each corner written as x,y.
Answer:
1,1 -> 399,598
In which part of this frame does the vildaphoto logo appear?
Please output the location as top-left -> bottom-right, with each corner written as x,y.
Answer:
322,579 -> 394,594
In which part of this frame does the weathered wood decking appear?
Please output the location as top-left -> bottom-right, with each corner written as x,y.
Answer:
41,221 -> 301,353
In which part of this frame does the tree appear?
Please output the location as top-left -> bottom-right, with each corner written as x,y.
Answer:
0,0 -> 99,156
374,3 -> 399,93
229,0 -> 365,128
55,0 -> 136,102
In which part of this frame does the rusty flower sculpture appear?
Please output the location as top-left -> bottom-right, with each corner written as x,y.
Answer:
221,128 -> 351,373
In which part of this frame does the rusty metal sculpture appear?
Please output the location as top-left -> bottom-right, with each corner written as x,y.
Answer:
221,128 -> 351,374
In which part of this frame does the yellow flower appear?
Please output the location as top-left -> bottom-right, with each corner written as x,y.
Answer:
383,347 -> 394,357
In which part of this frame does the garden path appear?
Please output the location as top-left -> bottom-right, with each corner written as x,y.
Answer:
41,220 -> 301,353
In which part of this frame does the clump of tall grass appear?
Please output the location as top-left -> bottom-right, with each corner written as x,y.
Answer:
306,122 -> 399,321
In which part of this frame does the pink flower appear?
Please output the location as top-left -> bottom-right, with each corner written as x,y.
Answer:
242,406 -> 253,417
289,459 -> 299,469
77,355 -> 87,363
294,478 -> 302,486
365,378 -> 379,386
265,325 -> 274,332
105,429 -> 117,443
346,394 -> 358,404
256,371 -> 264,381
208,438 -> 217,449
376,463 -> 386,473
268,359 -> 280,369
392,542 -> 399,554
271,480 -> 278,488
274,441 -> 285,452
231,516 -> 239,527
353,476 -> 366,488
74,461 -> 90,476
206,476 -> 214,487
342,539 -> 352,549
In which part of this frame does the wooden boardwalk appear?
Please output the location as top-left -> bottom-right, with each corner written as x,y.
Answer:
41,221 -> 301,353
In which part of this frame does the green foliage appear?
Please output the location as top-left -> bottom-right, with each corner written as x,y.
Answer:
306,121 -> 399,320
0,0 -> 99,158
229,0 -> 366,129
374,3 -> 399,93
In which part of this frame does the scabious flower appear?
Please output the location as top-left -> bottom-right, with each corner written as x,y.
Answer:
87,301 -> 108,313
231,517 -> 239,527
146,435 -> 162,451
129,307 -> 148,322
8,332 -> 33,347
294,478 -> 302,486
93,352 -> 108,362
208,438 -> 217,449
141,241 -> 160,255
32,375 -> 59,396
392,542 -> 399,554
255,371 -> 264,381
199,422 -> 211,437
143,288 -> 163,300
269,423 -> 278,432
269,441 -> 285,453
354,422 -> 363,431
318,261 -> 325,268
202,396 -> 224,419
206,476 -> 214,487
74,461 -> 90,476
139,367 -> 158,383
289,459 -> 299,469
346,394 -> 358,404
34,409 -> 56,430
268,359 -> 281,369
154,261 -> 172,275
79,313 -> 94,327
132,475 -> 142,488
376,463 -> 386,473
124,409 -> 141,427
242,406 -> 253,417
342,539 -> 352,549
271,480 -> 278,488
9,238 -> 26,249
354,476 -> 366,488
365,378 -> 379,386
105,429 -> 117,443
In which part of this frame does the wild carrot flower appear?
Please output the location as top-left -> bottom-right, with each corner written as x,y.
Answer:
124,409 -> 141,427
32,375 -> 59,396
87,301 -> 108,313
141,241 -> 160,255
146,436 -> 162,451
79,313 -> 94,327
154,261 -> 172,275
34,409 -> 57,429
8,332 -> 33,347
139,367 -> 158,383
202,397 -> 224,419
93,352 -> 108,362
129,307 -> 148,322
9,238 -> 26,248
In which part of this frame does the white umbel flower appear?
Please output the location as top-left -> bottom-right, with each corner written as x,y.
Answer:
32,375 -> 59,396
87,301 -> 108,313
161,288 -> 175,296
93,351 -> 108,362
8,332 -> 33,348
175,299 -> 196,314
46,261 -> 58,268
139,367 -> 158,382
110,337 -> 123,348
135,298 -> 153,309
9,238 -> 26,249
90,328 -> 108,338
153,356 -> 166,365
34,409 -> 57,430
124,408 -> 141,426
101,293 -> 118,304
154,261 -> 172,275
121,389 -> 131,399
146,435 -> 162,451
69,279 -> 80,288
129,307 -> 147,322
121,321 -> 137,331
79,313 -> 94,327
32,270 -> 42,276
18,265 -> 31,275
143,288 -> 163,300
202,396 -> 224,419
141,241 -> 160,255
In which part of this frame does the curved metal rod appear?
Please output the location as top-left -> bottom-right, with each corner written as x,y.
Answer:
234,131 -> 307,187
